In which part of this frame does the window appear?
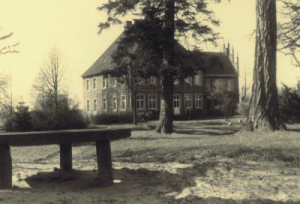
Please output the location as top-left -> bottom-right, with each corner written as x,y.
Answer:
195,94 -> 203,108
113,96 -> 117,111
136,95 -> 144,109
184,77 -> 192,85
103,78 -> 106,89
150,76 -> 157,85
185,94 -> 192,108
148,94 -> 157,109
86,100 -> 90,112
94,99 -> 97,112
103,98 -> 107,111
86,79 -> 90,91
228,80 -> 234,91
194,71 -> 202,85
111,78 -> 116,87
214,79 -> 223,89
121,95 -> 126,110
206,79 -> 210,91
93,78 -> 97,90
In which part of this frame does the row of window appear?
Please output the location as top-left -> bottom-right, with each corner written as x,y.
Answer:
86,93 -> 203,112
86,76 -> 159,91
87,74 -> 209,92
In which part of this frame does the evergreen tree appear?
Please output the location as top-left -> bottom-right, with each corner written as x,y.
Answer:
98,0 -> 219,133
243,0 -> 286,131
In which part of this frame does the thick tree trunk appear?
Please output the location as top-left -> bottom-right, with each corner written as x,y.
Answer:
243,0 -> 286,132
155,0 -> 175,134
155,72 -> 174,133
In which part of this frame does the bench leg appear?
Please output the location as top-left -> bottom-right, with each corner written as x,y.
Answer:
0,145 -> 12,189
96,140 -> 113,186
60,143 -> 72,171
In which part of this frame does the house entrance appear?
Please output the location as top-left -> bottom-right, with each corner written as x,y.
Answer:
173,94 -> 181,115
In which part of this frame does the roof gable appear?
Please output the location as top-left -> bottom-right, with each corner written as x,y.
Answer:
82,32 -> 237,78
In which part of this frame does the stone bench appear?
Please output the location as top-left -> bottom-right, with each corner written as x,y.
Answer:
0,128 -> 131,189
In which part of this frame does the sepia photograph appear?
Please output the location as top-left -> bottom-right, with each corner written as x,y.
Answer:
0,0 -> 300,203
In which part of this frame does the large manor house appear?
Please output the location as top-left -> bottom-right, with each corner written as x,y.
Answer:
82,22 -> 239,118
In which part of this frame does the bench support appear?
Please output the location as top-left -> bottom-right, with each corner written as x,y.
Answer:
96,140 -> 113,186
0,145 -> 12,189
60,143 -> 72,171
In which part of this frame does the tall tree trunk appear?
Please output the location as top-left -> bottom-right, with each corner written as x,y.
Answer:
243,0 -> 286,131
155,0 -> 174,133
132,90 -> 137,125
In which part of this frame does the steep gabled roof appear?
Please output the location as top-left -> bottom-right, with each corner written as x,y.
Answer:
191,51 -> 238,77
81,33 -> 126,78
82,31 -> 238,79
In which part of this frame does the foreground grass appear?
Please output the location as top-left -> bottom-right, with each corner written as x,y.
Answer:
109,118 -> 300,166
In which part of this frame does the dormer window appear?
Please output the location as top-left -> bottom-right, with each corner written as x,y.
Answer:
111,78 -> 116,87
150,76 -> 157,85
194,71 -> 202,86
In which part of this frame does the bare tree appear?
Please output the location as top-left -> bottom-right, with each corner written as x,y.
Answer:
0,28 -> 19,56
278,0 -> 300,67
32,46 -> 68,112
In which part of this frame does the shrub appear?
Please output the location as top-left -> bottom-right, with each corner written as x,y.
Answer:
279,84 -> 300,122
4,104 -> 32,132
210,90 -> 238,120
238,97 -> 250,117
30,102 -> 90,131
92,112 -> 133,125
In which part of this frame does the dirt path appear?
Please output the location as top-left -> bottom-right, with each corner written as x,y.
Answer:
0,145 -> 299,203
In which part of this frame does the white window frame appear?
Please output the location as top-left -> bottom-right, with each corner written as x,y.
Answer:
136,94 -> 145,110
148,94 -> 157,110
112,96 -> 117,111
206,79 -> 210,92
103,78 -> 106,89
93,78 -> 97,90
194,71 -> 202,86
103,97 -> 107,111
150,76 -> 157,85
93,98 -> 97,112
86,79 -> 90,91
86,99 -> 90,112
184,94 -> 192,109
121,95 -> 126,111
195,94 -> 203,109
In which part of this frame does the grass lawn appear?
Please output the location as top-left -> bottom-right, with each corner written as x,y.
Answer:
2,116 -> 300,204
109,117 -> 300,165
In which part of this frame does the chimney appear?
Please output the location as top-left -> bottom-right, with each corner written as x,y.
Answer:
227,42 -> 230,58
232,46 -> 234,63
124,21 -> 132,29
237,53 -> 239,76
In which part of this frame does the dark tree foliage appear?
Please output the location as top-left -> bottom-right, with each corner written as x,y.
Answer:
279,83 -> 300,123
278,0 -> 300,67
98,0 -> 219,133
210,83 -> 238,120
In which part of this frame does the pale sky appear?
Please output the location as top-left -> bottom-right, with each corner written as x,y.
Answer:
0,0 -> 299,108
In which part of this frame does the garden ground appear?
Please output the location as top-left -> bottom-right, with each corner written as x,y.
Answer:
1,117 -> 300,203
